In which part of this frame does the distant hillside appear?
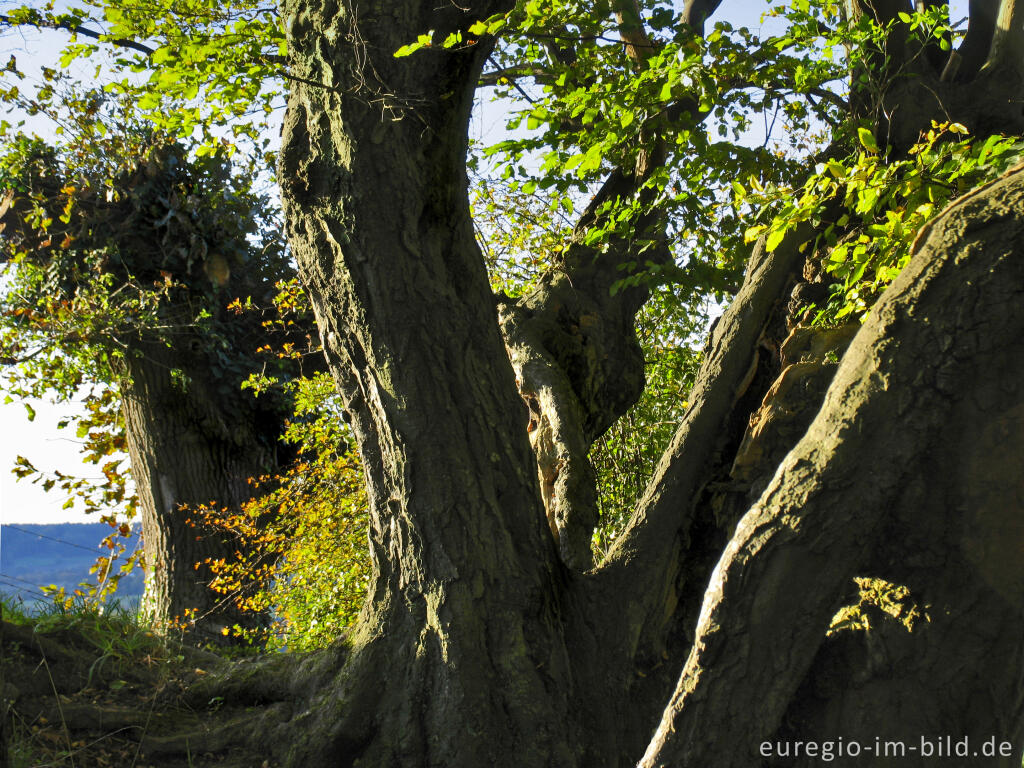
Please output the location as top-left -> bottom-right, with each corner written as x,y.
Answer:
0,522 -> 144,611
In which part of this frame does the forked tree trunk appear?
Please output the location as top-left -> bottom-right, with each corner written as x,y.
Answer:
637,167 -> 1024,767
270,1 -> 1024,765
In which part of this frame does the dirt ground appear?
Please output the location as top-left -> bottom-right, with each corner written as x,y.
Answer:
1,608 -> 275,768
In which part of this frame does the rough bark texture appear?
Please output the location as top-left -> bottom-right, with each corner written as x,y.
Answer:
122,338 -> 286,643
278,2 -> 578,763
141,160 -> 1024,768
8,1 -> 1024,763
496,184 -> 668,571
640,165 -> 1024,767
236,1 -> 1024,766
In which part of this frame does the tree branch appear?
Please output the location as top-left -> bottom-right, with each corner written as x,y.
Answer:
484,56 -> 538,102
613,0 -> 658,67
952,0 -> 998,81
594,221 -> 812,630
494,16 -> 729,567
0,13 -> 156,56
478,64 -> 550,87
680,0 -> 725,35
981,0 -> 1024,77
639,162 -> 1024,768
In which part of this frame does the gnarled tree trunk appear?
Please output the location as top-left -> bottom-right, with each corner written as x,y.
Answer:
254,0 -> 1024,764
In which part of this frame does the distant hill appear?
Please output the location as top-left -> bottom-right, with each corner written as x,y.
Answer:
0,522 -> 144,612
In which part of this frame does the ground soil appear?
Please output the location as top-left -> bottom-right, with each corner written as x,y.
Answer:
2,611 -> 273,768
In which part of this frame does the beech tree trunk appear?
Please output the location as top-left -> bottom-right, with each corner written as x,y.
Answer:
265,0 -> 1024,765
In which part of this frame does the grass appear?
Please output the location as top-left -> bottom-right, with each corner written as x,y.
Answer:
1,592 -> 197,767
5,593 -> 180,678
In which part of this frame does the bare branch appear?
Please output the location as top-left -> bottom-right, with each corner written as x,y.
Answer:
483,56 -> 538,102
595,220 -> 811,598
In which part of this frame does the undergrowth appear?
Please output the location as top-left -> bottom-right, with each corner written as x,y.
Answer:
1,592 -> 235,767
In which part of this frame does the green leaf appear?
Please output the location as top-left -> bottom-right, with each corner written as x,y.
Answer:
394,32 -> 434,58
765,227 -> 786,252
58,49 -> 80,68
744,224 -> 766,244
563,154 -> 585,171
823,160 -> 844,179
858,127 -> 879,153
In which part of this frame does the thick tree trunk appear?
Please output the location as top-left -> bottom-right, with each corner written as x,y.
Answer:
638,166 -> 1024,768
279,2 -> 583,763
121,338 -> 285,643
267,2 -> 1024,766
27,162 -> 1024,768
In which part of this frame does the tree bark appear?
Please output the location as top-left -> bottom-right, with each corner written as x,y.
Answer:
279,2 -> 583,763
264,2 -> 1024,766
121,337 -> 286,643
638,164 -> 1024,767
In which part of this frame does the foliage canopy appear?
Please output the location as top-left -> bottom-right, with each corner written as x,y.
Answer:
2,0 -> 1023,650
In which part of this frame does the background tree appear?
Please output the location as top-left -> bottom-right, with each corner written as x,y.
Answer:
4,0 -> 1024,765
0,89 -> 316,643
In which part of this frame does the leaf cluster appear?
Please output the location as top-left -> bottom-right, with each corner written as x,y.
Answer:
471,1 -> 848,300
3,0 -> 285,157
190,373 -> 370,652
743,123 -> 1024,324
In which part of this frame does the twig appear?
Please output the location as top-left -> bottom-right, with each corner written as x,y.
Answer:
486,55 -> 536,103
37,645 -> 77,768
0,13 -> 155,56
128,689 -> 159,768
